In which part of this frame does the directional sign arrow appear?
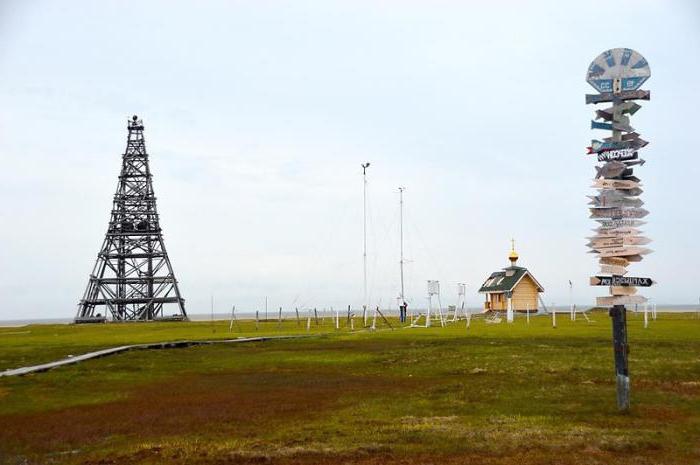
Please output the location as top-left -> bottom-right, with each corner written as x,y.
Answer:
585,89 -> 650,104
588,196 -> 644,208
624,158 -> 646,167
605,132 -> 642,143
621,236 -> 652,246
588,138 -> 648,153
599,246 -> 652,258
596,295 -> 648,306
589,207 -> 649,219
599,265 -> 629,275
588,237 -> 652,248
591,188 -> 643,198
590,227 -> 642,237
590,276 -> 655,287
600,256 -> 630,267
592,179 -> 641,190
620,175 -> 641,183
596,219 -> 646,229
621,132 -> 641,141
611,286 -> 638,296
596,103 -> 642,120
596,148 -> 638,162
595,161 -> 628,179
587,236 -> 651,249
591,121 -> 635,132
595,109 -> 614,121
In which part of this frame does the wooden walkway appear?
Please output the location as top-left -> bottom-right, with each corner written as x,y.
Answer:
0,335 -> 308,378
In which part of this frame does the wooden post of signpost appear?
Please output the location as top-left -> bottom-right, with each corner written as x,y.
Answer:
610,304 -> 630,410
585,48 -> 652,412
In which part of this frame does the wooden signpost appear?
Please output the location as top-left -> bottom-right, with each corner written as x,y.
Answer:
588,196 -> 644,208
596,295 -> 648,306
590,276 -> 655,287
587,236 -> 651,248
590,227 -> 641,237
588,137 -> 648,153
597,246 -> 652,258
595,218 -> 646,229
589,207 -> 649,219
595,148 -> 638,162
591,179 -> 640,190
585,89 -> 650,104
600,264 -> 628,276
585,48 -> 653,412
595,161 -> 627,178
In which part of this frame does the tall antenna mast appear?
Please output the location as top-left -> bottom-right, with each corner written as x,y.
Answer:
361,162 -> 371,324
398,187 -> 406,303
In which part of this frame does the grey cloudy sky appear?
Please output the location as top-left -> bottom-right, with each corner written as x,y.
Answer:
1,1 -> 699,319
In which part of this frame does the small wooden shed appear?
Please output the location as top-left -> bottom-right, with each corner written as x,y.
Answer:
478,243 -> 544,313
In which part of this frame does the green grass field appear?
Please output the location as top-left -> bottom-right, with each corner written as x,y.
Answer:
1,312 -> 699,465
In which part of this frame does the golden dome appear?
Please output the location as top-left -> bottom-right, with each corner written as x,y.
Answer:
509,239 -> 519,262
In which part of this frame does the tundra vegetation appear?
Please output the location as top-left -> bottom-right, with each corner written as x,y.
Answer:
0,312 -> 698,464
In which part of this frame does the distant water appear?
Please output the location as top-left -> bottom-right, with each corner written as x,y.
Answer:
2,305 -> 698,327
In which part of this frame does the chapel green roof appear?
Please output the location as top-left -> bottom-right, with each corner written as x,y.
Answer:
478,266 -> 536,293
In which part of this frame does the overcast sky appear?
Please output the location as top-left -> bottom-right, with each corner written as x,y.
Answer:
1,1 -> 699,320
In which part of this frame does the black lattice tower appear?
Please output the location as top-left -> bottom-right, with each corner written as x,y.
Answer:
76,116 -> 187,323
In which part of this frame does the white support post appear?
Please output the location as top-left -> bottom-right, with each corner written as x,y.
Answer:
506,296 -> 514,323
569,281 -> 574,321
526,304 -> 530,324
335,308 -> 339,330
371,306 -> 377,331
426,296 -> 432,328
644,303 -> 649,329
552,306 -> 557,328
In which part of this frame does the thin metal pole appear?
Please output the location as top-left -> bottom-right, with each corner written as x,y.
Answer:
361,162 -> 370,325
399,187 -> 405,304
